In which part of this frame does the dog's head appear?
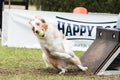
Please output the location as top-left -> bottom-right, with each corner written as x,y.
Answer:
29,16 -> 48,37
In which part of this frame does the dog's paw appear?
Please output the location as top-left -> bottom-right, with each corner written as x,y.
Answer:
81,66 -> 88,71
59,69 -> 67,74
59,71 -> 65,74
44,66 -> 52,69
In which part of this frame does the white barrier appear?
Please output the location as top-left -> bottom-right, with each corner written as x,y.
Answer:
116,14 -> 120,28
2,9 -> 118,51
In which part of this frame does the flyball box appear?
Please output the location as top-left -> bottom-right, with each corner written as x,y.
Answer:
81,28 -> 120,75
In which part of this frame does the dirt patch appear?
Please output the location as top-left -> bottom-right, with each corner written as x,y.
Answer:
0,67 -> 92,76
1,68 -> 120,80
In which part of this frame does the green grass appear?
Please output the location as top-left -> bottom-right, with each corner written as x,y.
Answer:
0,40 -> 120,80
0,74 -> 95,80
0,46 -> 44,69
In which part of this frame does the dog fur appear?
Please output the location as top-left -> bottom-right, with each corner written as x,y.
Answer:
29,17 -> 88,74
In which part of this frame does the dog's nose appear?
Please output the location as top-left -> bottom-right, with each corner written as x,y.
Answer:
36,30 -> 39,34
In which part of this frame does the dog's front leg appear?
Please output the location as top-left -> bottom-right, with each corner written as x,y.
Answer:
58,66 -> 67,74
52,52 -> 72,59
42,53 -> 52,68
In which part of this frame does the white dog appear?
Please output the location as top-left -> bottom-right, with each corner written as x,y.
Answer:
29,17 -> 88,74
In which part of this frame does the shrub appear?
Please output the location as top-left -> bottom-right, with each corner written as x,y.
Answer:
33,0 -> 120,14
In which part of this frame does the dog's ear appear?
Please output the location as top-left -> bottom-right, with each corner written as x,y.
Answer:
35,16 -> 46,23
42,23 -> 48,31
41,19 -> 46,23
32,27 -> 35,32
38,18 -> 46,23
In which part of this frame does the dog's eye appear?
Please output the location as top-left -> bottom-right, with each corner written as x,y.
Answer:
36,23 -> 40,26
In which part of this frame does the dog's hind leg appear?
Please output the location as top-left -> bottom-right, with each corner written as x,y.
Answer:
70,55 -> 88,71
77,65 -> 88,71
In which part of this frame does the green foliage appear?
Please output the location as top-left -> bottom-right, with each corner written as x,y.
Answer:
39,0 -> 120,14
29,0 -> 41,10
83,0 -> 120,14
41,0 -> 80,12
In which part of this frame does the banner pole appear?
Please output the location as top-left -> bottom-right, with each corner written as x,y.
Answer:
8,0 -> 11,9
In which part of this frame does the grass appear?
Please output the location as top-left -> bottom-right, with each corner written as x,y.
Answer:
0,40 -> 120,80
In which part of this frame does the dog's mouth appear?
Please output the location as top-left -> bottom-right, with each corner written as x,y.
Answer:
32,27 -> 45,37
35,30 -> 39,34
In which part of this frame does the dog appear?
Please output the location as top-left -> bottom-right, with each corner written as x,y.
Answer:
29,16 -> 88,74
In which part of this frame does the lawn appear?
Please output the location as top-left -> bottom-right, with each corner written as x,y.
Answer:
0,40 -> 120,80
